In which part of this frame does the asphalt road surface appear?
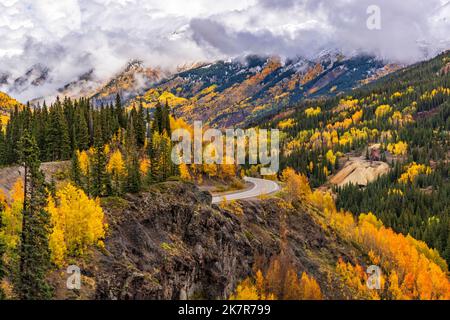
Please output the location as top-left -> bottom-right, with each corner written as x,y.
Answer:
212,177 -> 280,204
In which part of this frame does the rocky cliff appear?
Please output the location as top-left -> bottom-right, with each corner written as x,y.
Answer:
72,182 -> 365,300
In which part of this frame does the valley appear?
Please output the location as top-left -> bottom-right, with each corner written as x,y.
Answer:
0,49 -> 449,301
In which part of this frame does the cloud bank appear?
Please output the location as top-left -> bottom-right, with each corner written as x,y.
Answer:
0,0 -> 448,101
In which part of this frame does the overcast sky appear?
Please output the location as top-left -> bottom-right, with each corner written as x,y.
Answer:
0,0 -> 449,101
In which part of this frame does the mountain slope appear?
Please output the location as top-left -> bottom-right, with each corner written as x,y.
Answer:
0,91 -> 23,126
122,54 -> 399,128
57,182 -> 364,299
90,60 -> 165,106
256,50 -> 450,264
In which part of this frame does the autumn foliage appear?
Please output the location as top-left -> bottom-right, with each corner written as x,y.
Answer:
282,167 -> 450,300
46,184 -> 106,267
230,256 -> 322,300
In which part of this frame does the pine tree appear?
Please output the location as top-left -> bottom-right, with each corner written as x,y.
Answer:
0,124 -> 6,166
149,131 -> 162,182
90,145 -> 108,197
115,93 -> 126,129
74,106 -> 89,151
0,193 -> 5,299
162,100 -> 171,136
93,113 -> 104,147
126,153 -> 141,193
17,131 -> 52,300
135,102 -> 146,148
160,132 -> 172,180
153,102 -> 163,133
45,99 -> 71,161
71,152 -> 82,187
124,115 -> 141,192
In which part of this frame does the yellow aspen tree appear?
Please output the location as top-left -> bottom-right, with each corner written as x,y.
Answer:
0,178 -> 24,262
281,167 -> 312,203
229,278 -> 259,300
179,163 -> 191,181
283,268 -> 303,300
47,196 -> 67,267
325,149 -> 336,166
78,150 -> 90,176
139,158 -> 150,176
299,272 -> 323,300
107,150 -> 125,194
47,184 -> 106,265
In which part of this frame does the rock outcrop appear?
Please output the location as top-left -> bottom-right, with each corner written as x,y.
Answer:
329,157 -> 390,187
90,182 -> 362,300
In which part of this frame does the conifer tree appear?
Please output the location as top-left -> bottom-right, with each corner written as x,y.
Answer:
153,102 -> 163,133
115,93 -> 126,129
162,100 -> 171,136
0,194 -> 5,299
135,102 -> 146,148
17,131 -> 52,300
71,152 -> 82,187
149,131 -> 162,182
0,125 -> 6,165
74,106 -> 89,150
45,99 -> 71,161
124,115 -> 141,192
126,153 -> 141,193
90,144 -> 108,197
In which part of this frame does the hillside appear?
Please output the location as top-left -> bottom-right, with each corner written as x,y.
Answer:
1,53 -> 397,129
88,182 -> 357,299
115,53 -> 399,128
0,52 -> 449,300
90,60 -> 165,105
0,91 -> 23,126
258,50 -> 450,263
43,180 -> 448,300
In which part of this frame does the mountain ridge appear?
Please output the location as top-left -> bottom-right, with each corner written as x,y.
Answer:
120,53 -> 401,128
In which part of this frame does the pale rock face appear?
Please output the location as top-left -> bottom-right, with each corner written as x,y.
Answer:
330,157 -> 390,187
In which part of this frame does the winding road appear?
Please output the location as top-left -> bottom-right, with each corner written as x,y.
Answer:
212,177 -> 281,204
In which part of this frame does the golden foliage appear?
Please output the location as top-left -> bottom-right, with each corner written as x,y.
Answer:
139,158 -> 150,176
300,172 -> 450,300
281,168 -> 311,203
77,150 -> 90,175
387,141 -> 408,156
375,104 -> 393,119
11,178 -> 24,203
329,211 -> 450,299
278,118 -> 296,130
304,107 -> 321,117
106,150 -> 125,176
0,114 -> 9,127
179,163 -> 192,181
325,150 -> 337,166
47,184 -> 106,267
398,162 -> 432,184
230,256 -> 322,300
0,178 -> 24,263
0,92 -> 23,111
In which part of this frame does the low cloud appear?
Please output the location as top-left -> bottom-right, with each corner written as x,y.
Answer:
0,0 -> 448,102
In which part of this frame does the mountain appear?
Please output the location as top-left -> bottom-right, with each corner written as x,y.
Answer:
0,91 -> 23,126
120,53 -> 400,128
0,64 -> 50,102
0,59 -> 165,107
254,49 -> 450,264
1,50 -> 449,301
0,52 -> 400,121
70,182 -> 368,299
90,60 -> 165,106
